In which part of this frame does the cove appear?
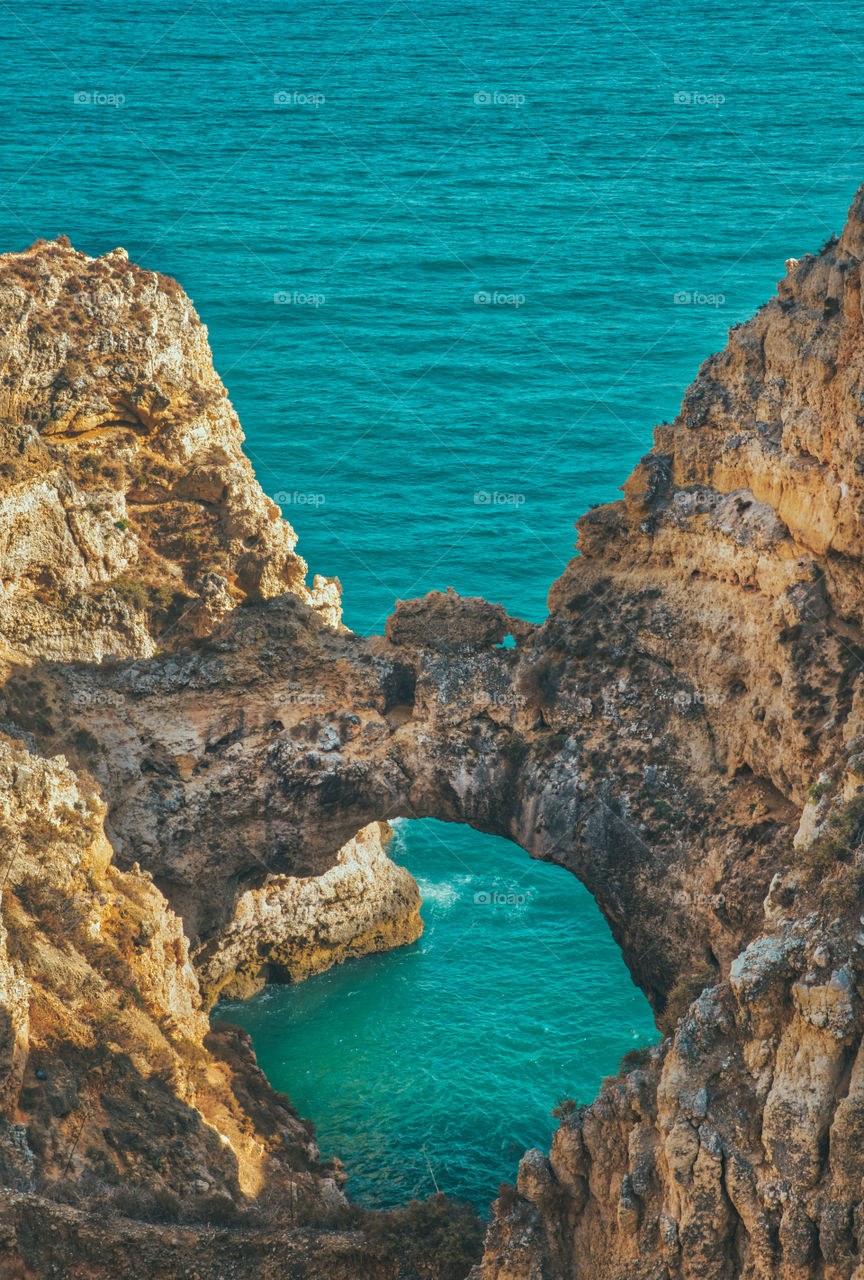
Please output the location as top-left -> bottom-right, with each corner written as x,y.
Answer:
217,818 -> 658,1210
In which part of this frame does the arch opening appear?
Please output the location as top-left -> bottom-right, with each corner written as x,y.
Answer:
215,817 -> 658,1210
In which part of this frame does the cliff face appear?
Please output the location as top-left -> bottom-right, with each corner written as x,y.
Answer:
471,196 -> 864,1278
0,733 -> 353,1262
3,188 -> 864,1278
0,236 -> 341,658
0,239 -> 441,1277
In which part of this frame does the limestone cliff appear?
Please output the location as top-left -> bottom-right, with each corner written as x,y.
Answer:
0,734 -> 350,1255
4,184 -> 864,1279
470,193 -> 864,1279
0,235 -> 341,658
0,238 -> 455,1278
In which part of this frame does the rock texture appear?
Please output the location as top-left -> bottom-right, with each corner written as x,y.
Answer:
5,186 -> 864,1278
468,197 -> 864,1279
0,734 -> 350,1247
196,821 -> 422,1006
0,234 -> 341,665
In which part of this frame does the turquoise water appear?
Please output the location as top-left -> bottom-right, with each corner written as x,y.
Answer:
3,1 -> 864,630
5,0 -> 864,1210
219,819 -> 656,1209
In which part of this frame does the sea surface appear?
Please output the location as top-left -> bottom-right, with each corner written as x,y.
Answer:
4,0 -> 864,1210
219,819 -> 656,1208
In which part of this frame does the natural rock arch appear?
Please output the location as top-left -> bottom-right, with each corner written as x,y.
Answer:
27,580 -> 784,1017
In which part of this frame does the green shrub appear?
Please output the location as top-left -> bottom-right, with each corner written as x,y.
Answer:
72,728 -> 101,754
551,1096 -> 579,1119
620,1046 -> 652,1071
108,1184 -> 183,1223
824,867 -> 864,913
495,1182 -> 520,1215
362,1193 -> 484,1280
111,576 -> 177,617
517,657 -> 563,708
0,459 -> 25,483
1,896 -> 37,963
659,966 -> 715,1035
798,796 -> 864,886
112,575 -> 149,610
798,841 -> 836,886
147,584 -> 175,612
99,460 -> 124,485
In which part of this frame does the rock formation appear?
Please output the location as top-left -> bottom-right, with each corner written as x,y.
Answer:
3,187 -> 864,1276
0,236 -> 455,1277
196,822 -> 422,1006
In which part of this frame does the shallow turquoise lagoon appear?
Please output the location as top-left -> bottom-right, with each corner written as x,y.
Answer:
219,819 -> 658,1209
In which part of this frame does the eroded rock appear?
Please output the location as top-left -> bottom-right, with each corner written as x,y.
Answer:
195,821 -> 422,1006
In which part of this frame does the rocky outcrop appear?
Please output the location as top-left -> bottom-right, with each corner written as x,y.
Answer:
386,587 -> 531,651
466,196 -> 864,1278
5,185 -> 864,1277
475,914 -> 864,1280
196,822 -> 422,1006
0,736 -> 344,1212
0,235 -> 341,665
0,732 -> 470,1279
0,239 -> 460,1277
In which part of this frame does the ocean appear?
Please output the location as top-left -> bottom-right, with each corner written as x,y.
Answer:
219,819 -> 657,1208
